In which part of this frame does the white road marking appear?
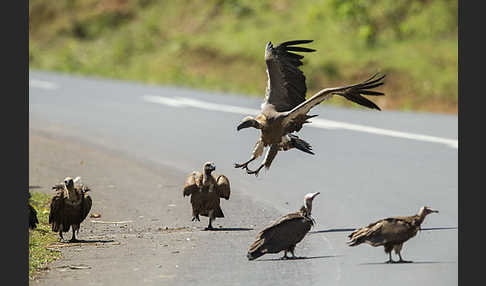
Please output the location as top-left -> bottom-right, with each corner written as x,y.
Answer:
29,79 -> 59,90
143,95 -> 458,149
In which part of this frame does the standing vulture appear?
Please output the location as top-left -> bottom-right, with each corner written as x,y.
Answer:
183,162 -> 231,230
49,177 -> 92,242
347,206 -> 439,263
28,192 -> 39,230
247,192 -> 320,260
235,40 -> 385,176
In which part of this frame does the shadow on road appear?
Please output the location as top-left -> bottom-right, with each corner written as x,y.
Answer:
310,228 -> 356,234
29,185 -> 43,189
359,260 -> 456,265
206,227 -> 253,232
257,255 -> 339,262
310,226 -> 458,234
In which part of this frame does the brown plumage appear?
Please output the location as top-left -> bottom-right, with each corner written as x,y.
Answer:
235,40 -> 385,176
28,192 -> 39,230
347,206 -> 439,263
49,177 -> 92,242
183,162 -> 231,230
247,192 -> 320,260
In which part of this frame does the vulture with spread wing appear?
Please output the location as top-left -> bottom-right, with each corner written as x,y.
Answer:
183,162 -> 231,230
347,206 -> 439,263
247,192 -> 319,260
235,40 -> 385,176
49,177 -> 92,242
28,192 -> 39,230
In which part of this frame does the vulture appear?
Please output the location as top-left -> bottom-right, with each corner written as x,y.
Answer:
247,192 -> 320,261
183,162 -> 231,230
49,177 -> 92,242
28,192 -> 39,230
235,40 -> 386,176
347,206 -> 439,263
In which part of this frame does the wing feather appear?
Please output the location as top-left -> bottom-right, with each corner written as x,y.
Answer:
183,172 -> 200,197
264,40 -> 315,112
215,174 -> 231,200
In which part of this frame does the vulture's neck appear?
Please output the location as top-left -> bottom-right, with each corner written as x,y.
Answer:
65,186 -> 79,201
414,210 -> 428,226
202,170 -> 213,187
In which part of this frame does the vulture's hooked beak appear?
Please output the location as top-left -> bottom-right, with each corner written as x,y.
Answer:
237,117 -> 256,131
210,163 -> 216,171
429,209 -> 439,214
310,192 -> 320,200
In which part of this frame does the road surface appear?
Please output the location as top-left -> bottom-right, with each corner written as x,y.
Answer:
29,70 -> 458,285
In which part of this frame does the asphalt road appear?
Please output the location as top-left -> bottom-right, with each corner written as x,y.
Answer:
29,70 -> 458,285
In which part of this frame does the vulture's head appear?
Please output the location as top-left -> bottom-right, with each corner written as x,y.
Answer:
63,177 -> 74,190
237,116 -> 262,131
419,206 -> 439,217
304,192 -> 320,215
203,162 -> 216,174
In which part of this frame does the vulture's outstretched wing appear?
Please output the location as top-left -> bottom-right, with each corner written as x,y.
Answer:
215,175 -> 231,200
348,217 -> 413,247
248,214 -> 312,258
282,73 -> 385,132
264,40 -> 316,112
183,172 -> 200,197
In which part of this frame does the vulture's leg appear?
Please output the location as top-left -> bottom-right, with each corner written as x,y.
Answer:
235,139 -> 264,170
281,250 -> 289,260
234,156 -> 256,170
192,214 -> 200,222
289,245 -> 297,259
59,231 -> 64,242
69,226 -> 79,243
247,144 -> 278,176
205,210 -> 215,230
385,252 -> 394,264
395,244 -> 412,263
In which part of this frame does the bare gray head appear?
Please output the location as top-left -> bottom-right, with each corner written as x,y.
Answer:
237,116 -> 262,131
418,206 -> 439,217
63,177 -> 74,190
304,192 -> 320,215
203,162 -> 216,174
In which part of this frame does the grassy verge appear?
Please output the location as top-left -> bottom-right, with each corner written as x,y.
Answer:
29,192 -> 61,280
29,0 -> 458,114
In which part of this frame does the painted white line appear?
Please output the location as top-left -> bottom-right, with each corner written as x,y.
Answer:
143,95 -> 458,149
29,79 -> 59,90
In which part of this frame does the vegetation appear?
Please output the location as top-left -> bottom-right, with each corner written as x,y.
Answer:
29,192 -> 61,280
29,0 -> 457,113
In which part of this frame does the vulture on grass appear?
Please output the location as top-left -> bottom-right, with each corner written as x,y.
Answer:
247,192 -> 320,261
347,206 -> 439,263
49,177 -> 92,242
183,162 -> 231,230
235,40 -> 385,176
28,192 -> 39,230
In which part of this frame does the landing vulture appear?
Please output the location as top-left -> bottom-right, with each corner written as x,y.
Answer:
247,192 -> 319,260
347,206 -> 439,263
235,40 -> 385,176
49,177 -> 92,242
183,162 -> 231,230
28,192 -> 39,230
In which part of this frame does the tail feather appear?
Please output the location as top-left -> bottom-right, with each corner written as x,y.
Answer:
288,134 -> 314,155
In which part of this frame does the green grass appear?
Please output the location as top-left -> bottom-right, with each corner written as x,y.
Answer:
29,0 -> 458,113
29,192 -> 61,280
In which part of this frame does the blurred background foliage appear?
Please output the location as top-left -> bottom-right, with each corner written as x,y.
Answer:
29,0 -> 457,113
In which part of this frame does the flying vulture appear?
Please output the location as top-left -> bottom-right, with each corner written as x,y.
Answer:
49,177 -> 92,242
235,40 -> 385,176
247,192 -> 320,260
347,206 -> 439,263
28,192 -> 39,230
183,162 -> 231,230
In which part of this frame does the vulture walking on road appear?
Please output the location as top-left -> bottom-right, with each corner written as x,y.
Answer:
28,192 -> 39,230
347,206 -> 439,263
235,40 -> 386,176
49,177 -> 92,242
183,162 -> 231,230
247,192 -> 320,261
